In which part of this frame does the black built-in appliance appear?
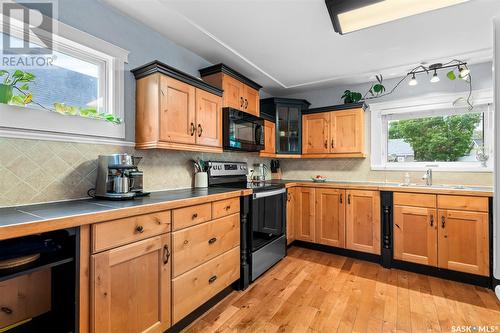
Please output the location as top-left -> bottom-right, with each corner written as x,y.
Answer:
223,108 -> 264,152
207,161 -> 286,289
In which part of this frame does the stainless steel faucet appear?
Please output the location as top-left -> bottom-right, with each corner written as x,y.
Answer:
422,168 -> 432,186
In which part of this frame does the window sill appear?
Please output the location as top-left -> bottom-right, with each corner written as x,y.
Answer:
371,165 -> 493,173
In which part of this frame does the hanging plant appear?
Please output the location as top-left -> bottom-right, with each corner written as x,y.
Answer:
341,75 -> 386,104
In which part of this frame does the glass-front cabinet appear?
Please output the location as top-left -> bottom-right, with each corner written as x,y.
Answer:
260,98 -> 310,155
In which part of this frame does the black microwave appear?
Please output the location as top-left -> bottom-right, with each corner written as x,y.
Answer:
223,108 -> 264,152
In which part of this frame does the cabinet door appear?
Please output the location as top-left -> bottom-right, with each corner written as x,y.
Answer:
393,206 -> 437,266
294,187 -> 315,242
243,85 -> 260,116
345,190 -> 380,254
286,188 -> 296,245
330,108 -> 364,154
159,75 -> 196,144
302,113 -> 330,154
315,188 -> 345,248
261,120 -> 276,155
92,235 -> 171,333
438,209 -> 489,276
222,74 -> 245,110
195,88 -> 222,147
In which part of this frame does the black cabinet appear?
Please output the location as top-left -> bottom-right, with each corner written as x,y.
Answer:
260,98 -> 310,155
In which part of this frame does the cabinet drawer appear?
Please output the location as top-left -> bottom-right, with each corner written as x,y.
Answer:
172,203 -> 212,230
438,195 -> 488,212
173,213 -> 239,277
92,211 -> 171,253
212,197 -> 240,219
0,269 -> 51,329
172,246 -> 240,324
394,192 -> 436,208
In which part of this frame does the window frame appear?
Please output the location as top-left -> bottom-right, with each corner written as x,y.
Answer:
369,89 -> 494,172
0,7 -> 130,144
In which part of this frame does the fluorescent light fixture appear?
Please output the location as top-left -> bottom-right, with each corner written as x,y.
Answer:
459,66 -> 470,79
326,0 -> 470,34
408,74 -> 418,86
430,70 -> 440,83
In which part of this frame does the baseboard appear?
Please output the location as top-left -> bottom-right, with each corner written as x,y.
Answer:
292,240 -> 381,264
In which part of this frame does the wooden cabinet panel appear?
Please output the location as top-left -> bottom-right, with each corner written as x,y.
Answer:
345,190 -> 380,254
0,269 -> 51,330
394,192 -> 436,208
243,85 -> 260,116
438,209 -> 489,276
222,74 -> 245,110
294,187 -> 316,242
212,197 -> 240,220
302,113 -> 330,154
393,206 -> 437,266
91,234 -> 171,333
195,88 -> 222,147
172,247 -> 240,324
172,214 -> 240,277
286,188 -> 296,245
315,188 -> 345,247
330,109 -> 364,153
437,195 -> 488,212
172,203 -> 212,231
92,211 -> 171,253
159,75 -> 196,144
261,120 -> 276,156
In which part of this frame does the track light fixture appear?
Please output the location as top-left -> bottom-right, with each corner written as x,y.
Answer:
459,66 -> 470,79
430,70 -> 440,83
408,73 -> 418,86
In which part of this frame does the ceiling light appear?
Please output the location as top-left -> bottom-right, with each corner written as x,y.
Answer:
408,74 -> 418,86
430,70 -> 440,83
459,66 -> 470,79
325,0 -> 470,34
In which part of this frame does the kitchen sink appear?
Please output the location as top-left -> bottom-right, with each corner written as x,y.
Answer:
398,183 -> 470,190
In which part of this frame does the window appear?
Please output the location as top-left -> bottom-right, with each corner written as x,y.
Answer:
0,7 -> 129,143
370,90 -> 493,171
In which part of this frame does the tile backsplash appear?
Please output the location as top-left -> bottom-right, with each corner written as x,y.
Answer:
0,138 -> 268,207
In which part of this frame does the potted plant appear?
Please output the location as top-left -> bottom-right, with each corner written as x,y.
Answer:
0,69 -> 35,105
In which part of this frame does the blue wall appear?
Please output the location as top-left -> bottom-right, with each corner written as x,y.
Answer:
27,0 -> 213,140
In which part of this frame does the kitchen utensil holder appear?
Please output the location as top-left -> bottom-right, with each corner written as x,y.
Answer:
194,172 -> 208,188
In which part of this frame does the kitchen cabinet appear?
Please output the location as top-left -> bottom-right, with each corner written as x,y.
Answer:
345,190 -> 380,254
260,98 -> 310,155
132,61 -> 223,153
315,188 -> 345,247
302,105 -> 365,157
91,234 -> 171,333
294,187 -> 315,242
260,120 -> 276,157
286,187 -> 296,245
199,64 -> 262,116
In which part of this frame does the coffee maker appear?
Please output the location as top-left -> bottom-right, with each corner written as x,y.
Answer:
93,154 -> 148,200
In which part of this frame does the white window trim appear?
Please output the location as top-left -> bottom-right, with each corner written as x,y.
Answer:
0,5 -> 130,143
369,89 -> 494,172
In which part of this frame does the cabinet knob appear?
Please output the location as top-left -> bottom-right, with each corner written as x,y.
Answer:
163,244 -> 170,264
225,205 -> 231,211
198,124 -> 203,137
1,307 -> 12,315
245,99 -> 248,109
340,193 -> 343,204
240,97 -> 244,107
441,216 -> 445,228
190,122 -> 196,136
208,275 -> 217,284
430,214 -> 434,227
136,225 -> 144,233
347,194 -> 351,205
192,213 -> 198,219
331,139 -> 335,148
324,140 -> 327,148
208,237 -> 217,244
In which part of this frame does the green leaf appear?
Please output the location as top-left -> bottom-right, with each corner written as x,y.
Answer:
373,84 -> 384,93
447,70 -> 456,80
12,70 -> 24,78
10,95 -> 26,106
0,70 -> 8,76
19,84 -> 29,90
352,92 -> 362,102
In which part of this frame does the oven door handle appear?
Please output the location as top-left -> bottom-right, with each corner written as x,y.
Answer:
253,188 -> 286,199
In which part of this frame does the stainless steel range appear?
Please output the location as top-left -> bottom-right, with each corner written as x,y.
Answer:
207,161 -> 287,289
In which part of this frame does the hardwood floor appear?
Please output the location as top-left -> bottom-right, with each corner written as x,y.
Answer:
183,246 -> 500,333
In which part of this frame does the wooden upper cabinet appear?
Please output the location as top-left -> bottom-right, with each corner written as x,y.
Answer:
260,120 -> 276,156
159,75 -> 196,145
294,187 -> 315,242
345,190 -> 380,254
132,61 -> 223,153
330,108 -> 364,154
195,88 -> 222,147
199,64 -> 262,116
438,209 -> 489,276
91,234 -> 171,333
302,112 -> 330,154
393,205 -> 437,266
315,188 -> 345,248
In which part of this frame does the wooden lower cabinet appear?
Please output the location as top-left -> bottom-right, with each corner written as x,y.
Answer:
91,234 -> 171,333
393,205 -> 437,266
438,209 -> 489,276
345,190 -> 381,254
294,187 -> 315,242
286,188 -> 296,245
315,188 -> 345,247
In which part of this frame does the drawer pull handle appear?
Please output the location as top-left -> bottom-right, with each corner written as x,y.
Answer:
208,237 -> 217,244
225,205 -> 231,211
190,122 -> 196,136
136,225 -> 144,233
163,244 -> 170,264
430,214 -> 434,227
192,213 -> 198,219
1,307 -> 12,315
340,193 -> 343,204
347,194 -> 351,205
208,275 -> 217,284
441,216 -> 445,228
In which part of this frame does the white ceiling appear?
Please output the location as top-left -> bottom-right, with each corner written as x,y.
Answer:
104,0 -> 499,95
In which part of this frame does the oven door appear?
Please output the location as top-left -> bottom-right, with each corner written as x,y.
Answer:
223,108 -> 264,151
251,188 -> 286,251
